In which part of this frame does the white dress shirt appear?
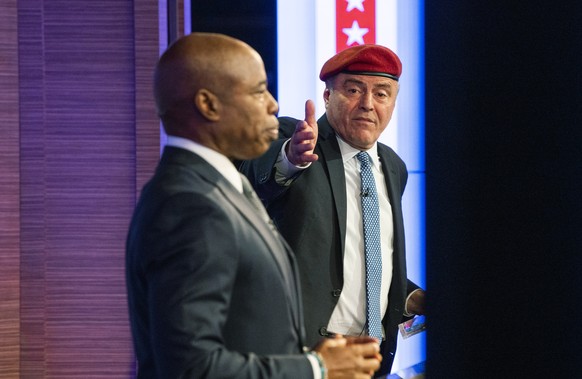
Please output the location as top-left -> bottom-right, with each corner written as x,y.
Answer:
326,137 -> 394,338
275,136 -> 394,339
165,136 -> 243,192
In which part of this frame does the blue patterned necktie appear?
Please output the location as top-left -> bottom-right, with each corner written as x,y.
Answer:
356,151 -> 383,341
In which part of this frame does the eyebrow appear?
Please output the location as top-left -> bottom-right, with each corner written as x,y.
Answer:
253,80 -> 268,89
342,78 -> 393,89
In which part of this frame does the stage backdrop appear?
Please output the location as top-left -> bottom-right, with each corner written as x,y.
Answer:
277,0 -> 426,373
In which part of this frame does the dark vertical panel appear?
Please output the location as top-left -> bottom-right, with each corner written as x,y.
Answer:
135,0 -> 163,198
18,0 -> 47,376
425,1 -> 582,377
167,0 -> 184,44
190,0 -> 278,98
0,0 -> 20,378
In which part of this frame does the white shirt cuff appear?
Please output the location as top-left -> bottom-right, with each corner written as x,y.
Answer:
306,353 -> 322,379
274,140 -> 311,185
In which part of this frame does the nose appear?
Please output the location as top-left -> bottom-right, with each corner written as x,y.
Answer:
359,92 -> 373,111
267,90 -> 279,115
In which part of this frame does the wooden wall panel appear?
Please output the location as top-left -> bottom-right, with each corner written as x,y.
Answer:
18,0 -> 48,376
41,2 -> 137,375
0,0 -> 20,378
135,0 -> 163,196
12,0 -> 162,377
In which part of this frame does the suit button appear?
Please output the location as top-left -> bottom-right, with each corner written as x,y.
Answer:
319,327 -> 327,336
332,289 -> 342,297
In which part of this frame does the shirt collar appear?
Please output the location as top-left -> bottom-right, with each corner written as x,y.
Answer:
335,135 -> 380,170
165,135 -> 243,193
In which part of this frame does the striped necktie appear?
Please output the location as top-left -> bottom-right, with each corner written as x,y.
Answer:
239,173 -> 277,231
356,151 -> 383,341
239,173 -> 299,315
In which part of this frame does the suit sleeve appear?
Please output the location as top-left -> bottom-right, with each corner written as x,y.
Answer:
142,192 -> 313,379
238,117 -> 300,205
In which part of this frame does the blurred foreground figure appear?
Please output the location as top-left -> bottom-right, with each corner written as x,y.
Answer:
125,32 -> 382,379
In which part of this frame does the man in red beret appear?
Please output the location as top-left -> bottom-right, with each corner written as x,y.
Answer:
239,44 -> 426,376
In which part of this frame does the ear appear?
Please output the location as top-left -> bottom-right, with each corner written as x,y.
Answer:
194,89 -> 221,121
323,88 -> 331,108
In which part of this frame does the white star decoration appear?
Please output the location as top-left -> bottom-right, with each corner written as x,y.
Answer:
346,0 -> 365,12
342,20 -> 369,46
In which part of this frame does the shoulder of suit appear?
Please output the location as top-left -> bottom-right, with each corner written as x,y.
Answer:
277,117 -> 300,138
277,115 -> 334,139
378,142 -> 407,170
378,142 -> 399,158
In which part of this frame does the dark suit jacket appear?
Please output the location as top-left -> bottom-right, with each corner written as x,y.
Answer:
126,146 -> 312,379
239,115 -> 420,374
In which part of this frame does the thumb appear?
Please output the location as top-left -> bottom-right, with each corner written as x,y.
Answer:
304,99 -> 316,127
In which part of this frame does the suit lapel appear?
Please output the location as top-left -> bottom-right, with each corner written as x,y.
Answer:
219,179 -> 303,332
162,147 -> 304,334
317,116 -> 348,259
377,147 -> 407,300
208,162 -> 303,334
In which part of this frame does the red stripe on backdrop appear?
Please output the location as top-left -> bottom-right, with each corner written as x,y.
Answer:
336,0 -> 376,52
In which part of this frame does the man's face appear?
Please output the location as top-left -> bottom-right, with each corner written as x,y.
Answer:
324,73 -> 398,150
217,51 -> 279,160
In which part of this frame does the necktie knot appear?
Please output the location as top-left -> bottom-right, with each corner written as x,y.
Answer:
356,151 -> 371,166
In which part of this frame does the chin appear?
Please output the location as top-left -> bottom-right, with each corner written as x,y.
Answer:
256,145 -> 271,158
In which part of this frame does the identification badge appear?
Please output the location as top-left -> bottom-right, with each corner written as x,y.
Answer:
398,315 -> 426,339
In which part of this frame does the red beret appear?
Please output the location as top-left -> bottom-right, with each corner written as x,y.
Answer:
319,44 -> 402,82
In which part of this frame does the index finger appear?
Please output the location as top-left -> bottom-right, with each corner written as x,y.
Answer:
345,336 -> 380,345
350,341 -> 381,357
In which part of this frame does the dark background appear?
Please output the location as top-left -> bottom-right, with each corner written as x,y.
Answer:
190,0 -> 278,98
425,1 -> 582,377
190,1 -> 582,376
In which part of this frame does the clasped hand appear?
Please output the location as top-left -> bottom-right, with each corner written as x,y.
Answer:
314,335 -> 382,379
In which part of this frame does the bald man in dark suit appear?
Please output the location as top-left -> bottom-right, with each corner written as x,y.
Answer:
125,33 -> 381,379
